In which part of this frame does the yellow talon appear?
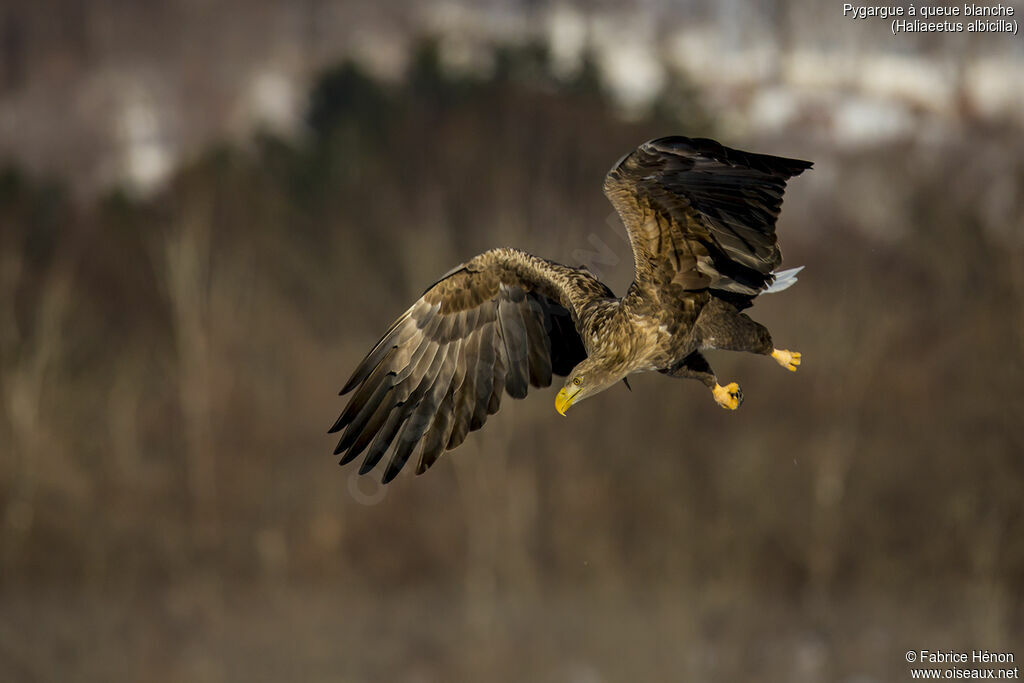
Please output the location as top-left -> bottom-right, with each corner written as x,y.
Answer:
772,349 -> 801,372
712,382 -> 743,410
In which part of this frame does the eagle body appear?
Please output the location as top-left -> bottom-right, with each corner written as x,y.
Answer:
332,136 -> 812,483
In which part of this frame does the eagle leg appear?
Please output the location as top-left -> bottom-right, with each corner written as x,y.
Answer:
660,351 -> 744,410
695,298 -> 774,355
660,351 -> 716,386
696,300 -> 803,376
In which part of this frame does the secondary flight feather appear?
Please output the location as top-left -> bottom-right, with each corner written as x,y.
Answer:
331,136 -> 811,483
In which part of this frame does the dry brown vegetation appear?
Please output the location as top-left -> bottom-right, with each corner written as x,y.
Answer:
1,41 -> 1023,682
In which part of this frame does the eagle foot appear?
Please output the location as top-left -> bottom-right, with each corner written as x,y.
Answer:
771,349 -> 801,372
712,382 -> 743,410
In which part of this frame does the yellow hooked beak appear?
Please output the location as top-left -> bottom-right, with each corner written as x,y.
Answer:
555,386 -> 580,416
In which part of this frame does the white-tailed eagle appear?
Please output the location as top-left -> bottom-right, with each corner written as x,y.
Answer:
331,136 -> 811,482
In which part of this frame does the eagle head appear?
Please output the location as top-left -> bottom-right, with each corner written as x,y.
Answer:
555,357 -> 626,416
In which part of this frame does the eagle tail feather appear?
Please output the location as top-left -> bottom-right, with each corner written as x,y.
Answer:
764,266 -> 804,294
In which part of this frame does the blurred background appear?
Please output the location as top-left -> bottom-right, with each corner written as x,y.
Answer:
1,1 -> 1023,681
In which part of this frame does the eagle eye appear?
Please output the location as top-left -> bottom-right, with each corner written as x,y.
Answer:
573,377 -> 582,386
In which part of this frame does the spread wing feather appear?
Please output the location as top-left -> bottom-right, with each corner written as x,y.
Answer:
331,249 -> 597,483
604,136 -> 811,295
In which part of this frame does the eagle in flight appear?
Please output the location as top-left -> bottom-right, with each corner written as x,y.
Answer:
331,136 -> 811,483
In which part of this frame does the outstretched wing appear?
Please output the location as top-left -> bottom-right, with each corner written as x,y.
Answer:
330,248 -> 605,483
603,136 -> 812,296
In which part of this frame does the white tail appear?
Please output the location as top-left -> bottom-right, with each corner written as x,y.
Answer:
764,266 -> 804,294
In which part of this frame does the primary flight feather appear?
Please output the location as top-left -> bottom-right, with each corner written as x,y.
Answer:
331,136 -> 812,483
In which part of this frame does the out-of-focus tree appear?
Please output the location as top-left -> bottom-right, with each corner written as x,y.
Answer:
0,170 -> 80,580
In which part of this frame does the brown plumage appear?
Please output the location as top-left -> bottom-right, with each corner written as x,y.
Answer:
331,136 -> 812,483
